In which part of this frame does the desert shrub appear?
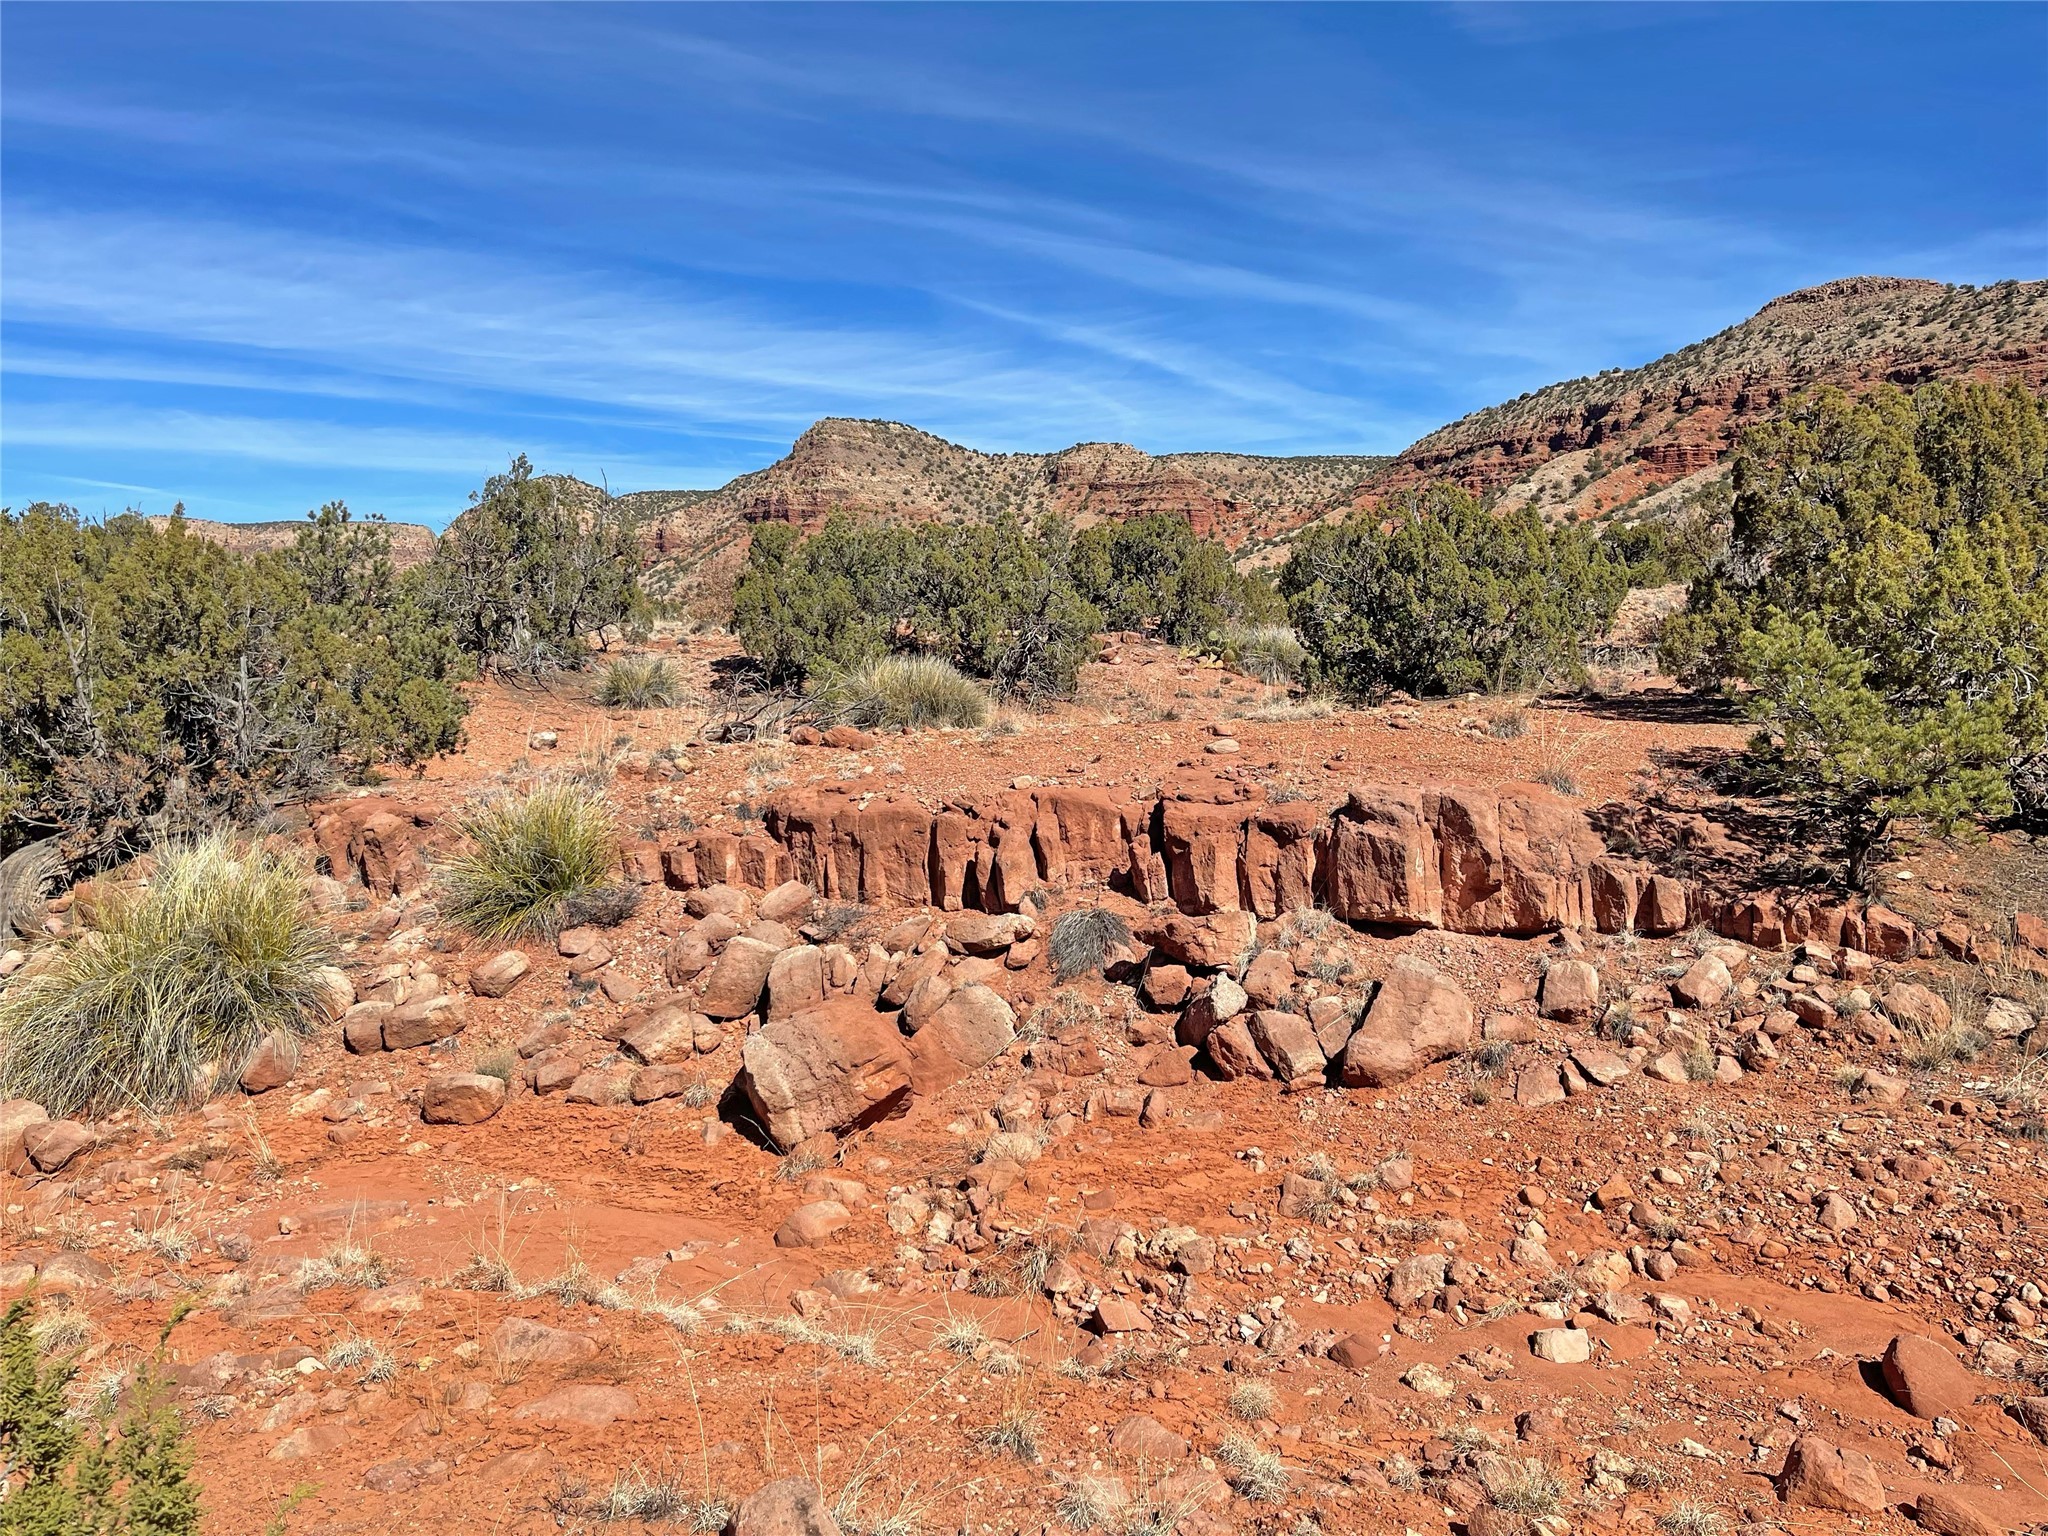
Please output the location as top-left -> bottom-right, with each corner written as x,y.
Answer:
1280,484 -> 1627,701
418,455 -> 646,675
0,836 -> 335,1117
1218,623 -> 1308,685
438,782 -> 619,940
1047,907 -> 1132,982
594,655 -> 681,709
0,504 -> 470,867
1487,1459 -> 1565,1516
0,1295 -> 203,1534
1215,1431 -> 1289,1502
1601,485 -> 1731,587
1071,513 -> 1282,644
731,513 -> 1102,701
1227,1379 -> 1277,1421
813,654 -> 990,730
1661,381 -> 2048,886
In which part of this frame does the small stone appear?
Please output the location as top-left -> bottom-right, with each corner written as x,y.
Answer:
1530,1328 -> 1591,1364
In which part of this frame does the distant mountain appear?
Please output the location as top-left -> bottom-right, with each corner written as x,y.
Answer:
622,275 -> 2047,606
1372,276 -> 2048,522
159,274 -> 2048,611
622,421 -> 1388,605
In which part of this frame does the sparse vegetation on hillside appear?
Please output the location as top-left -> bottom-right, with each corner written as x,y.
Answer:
1279,484 -> 1628,701
731,513 -> 1103,701
732,510 -> 1278,702
1664,379 -> 2048,885
438,781 -> 622,941
0,836 -> 335,1117
1217,622 -> 1309,685
0,503 -> 470,866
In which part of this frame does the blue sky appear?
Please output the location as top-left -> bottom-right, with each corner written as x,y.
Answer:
4,3 -> 2043,528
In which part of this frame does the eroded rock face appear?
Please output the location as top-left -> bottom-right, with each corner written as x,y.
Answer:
733,780 -> 1624,938
1337,957 -> 1474,1087
738,998 -> 914,1150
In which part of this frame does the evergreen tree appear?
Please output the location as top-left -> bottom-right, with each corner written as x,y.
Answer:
1662,381 -> 2048,885
420,455 -> 645,673
1278,483 -> 1628,701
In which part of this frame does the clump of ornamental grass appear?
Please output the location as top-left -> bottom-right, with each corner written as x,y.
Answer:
1219,623 -> 1308,685
595,655 -> 682,709
0,836 -> 334,1117
437,782 -> 620,941
814,654 -> 991,731
1048,906 -> 1132,982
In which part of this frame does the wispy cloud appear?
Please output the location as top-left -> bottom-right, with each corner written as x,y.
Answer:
3,4 -> 2036,521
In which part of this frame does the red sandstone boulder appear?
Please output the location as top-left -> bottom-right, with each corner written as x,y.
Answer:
1882,982 -> 1952,1035
739,997 -> 914,1149
1246,1009 -> 1324,1080
700,935 -> 783,1019
619,1002 -> 710,1065
1777,1435 -> 1885,1513
907,985 -> 1017,1094
1337,957 -> 1474,1087
21,1119 -> 93,1173
1137,911 -> 1256,970
1909,1491 -> 2009,1536
765,945 -> 827,1020
730,1478 -> 841,1536
421,1073 -> 506,1125
470,951 -> 531,998
491,1317 -> 598,1365
1881,1334 -> 1983,1419
348,811 -> 425,897
239,1033 -> 299,1094
1537,959 -> 1600,1022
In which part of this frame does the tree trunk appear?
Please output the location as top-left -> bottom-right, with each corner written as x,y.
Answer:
1844,813 -> 1892,893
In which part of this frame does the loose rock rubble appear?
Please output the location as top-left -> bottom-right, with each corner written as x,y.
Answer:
6,659 -> 2047,1536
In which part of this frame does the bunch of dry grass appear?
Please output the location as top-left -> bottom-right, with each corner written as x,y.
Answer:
814,654 -> 991,730
594,655 -> 683,708
0,836 -> 334,1116
437,781 -> 621,941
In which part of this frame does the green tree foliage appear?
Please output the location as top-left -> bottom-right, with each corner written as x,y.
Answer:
731,513 -> 1103,701
1278,484 -> 1628,701
0,1295 -> 202,1536
1599,482 -> 1732,587
1070,513 -> 1282,645
420,455 -> 646,673
1662,381 -> 2048,885
0,505 -> 468,864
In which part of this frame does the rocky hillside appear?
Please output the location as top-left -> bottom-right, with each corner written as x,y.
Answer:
146,276 -> 2048,610
148,514 -> 438,569
1371,276 -> 2048,522
628,421 -> 1388,606
625,276 -> 2046,605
